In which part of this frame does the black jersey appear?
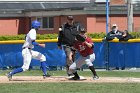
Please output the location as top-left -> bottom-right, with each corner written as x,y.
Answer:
57,22 -> 82,46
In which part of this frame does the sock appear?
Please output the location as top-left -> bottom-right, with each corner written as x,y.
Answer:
89,66 -> 97,76
73,71 -> 80,78
10,67 -> 23,75
41,62 -> 47,75
66,65 -> 70,76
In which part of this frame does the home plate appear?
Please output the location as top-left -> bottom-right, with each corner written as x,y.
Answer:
79,76 -> 86,80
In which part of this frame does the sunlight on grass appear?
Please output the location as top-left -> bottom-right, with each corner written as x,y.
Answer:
0,70 -> 140,78
0,83 -> 140,93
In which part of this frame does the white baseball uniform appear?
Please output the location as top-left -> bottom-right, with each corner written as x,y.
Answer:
21,29 -> 46,71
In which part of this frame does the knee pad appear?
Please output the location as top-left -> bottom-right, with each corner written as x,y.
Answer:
40,55 -> 46,62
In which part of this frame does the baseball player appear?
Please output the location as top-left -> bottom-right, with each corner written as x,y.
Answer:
57,15 -> 82,76
68,28 -> 99,80
7,20 -> 50,81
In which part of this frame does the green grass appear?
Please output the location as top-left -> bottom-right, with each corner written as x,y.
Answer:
0,70 -> 140,93
0,70 -> 140,78
0,83 -> 139,93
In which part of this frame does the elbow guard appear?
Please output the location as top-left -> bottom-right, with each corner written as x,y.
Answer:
32,40 -> 39,46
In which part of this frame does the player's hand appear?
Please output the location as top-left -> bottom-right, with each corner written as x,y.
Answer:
122,34 -> 127,37
39,44 -> 45,48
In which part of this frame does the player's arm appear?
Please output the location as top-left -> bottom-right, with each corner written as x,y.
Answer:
84,38 -> 94,48
105,32 -> 115,40
57,26 -> 63,49
32,40 -> 45,48
57,31 -> 63,46
84,41 -> 93,48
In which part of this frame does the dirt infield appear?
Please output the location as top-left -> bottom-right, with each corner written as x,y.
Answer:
0,76 -> 140,83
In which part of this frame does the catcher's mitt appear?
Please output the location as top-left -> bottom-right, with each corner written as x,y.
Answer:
76,34 -> 86,42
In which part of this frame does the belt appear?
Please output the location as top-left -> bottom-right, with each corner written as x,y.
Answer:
23,47 -> 31,49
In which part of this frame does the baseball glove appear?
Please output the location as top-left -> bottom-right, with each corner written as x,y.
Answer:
76,34 -> 86,42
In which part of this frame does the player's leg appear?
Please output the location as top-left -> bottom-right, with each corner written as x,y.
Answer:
7,67 -> 23,81
31,50 -> 50,78
85,53 -> 99,80
68,56 -> 85,80
7,48 -> 32,80
63,46 -> 74,76
71,49 -> 76,62
89,66 -> 99,80
41,61 -> 51,78
69,62 -> 80,80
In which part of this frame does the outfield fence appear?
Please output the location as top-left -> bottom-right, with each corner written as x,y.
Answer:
0,39 -> 140,70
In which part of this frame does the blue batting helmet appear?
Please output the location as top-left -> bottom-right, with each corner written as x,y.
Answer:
31,20 -> 41,29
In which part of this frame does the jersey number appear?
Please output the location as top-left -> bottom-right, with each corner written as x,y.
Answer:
79,45 -> 85,51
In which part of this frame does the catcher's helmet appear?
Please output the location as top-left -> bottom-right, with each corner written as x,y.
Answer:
31,20 -> 41,29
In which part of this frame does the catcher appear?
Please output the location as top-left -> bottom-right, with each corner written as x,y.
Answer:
68,28 -> 99,80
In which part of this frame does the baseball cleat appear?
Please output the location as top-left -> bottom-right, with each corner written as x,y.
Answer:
67,73 -> 73,77
43,74 -> 51,79
93,75 -> 99,80
7,72 -> 12,81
